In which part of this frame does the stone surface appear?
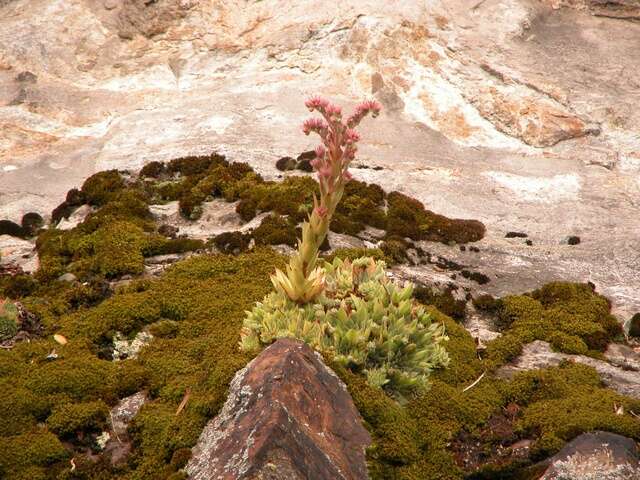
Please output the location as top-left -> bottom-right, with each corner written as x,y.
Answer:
605,343 -> 640,372
535,431 -> 640,480
548,0 -> 640,21
56,272 -> 77,282
112,331 -> 153,360
497,340 -> 640,399
103,391 -> 148,464
55,204 -> 93,230
0,234 -> 37,273
0,0 -> 639,318
150,199 -> 250,240
186,338 -> 371,480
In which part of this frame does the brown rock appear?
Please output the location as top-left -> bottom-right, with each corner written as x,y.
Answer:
186,338 -> 371,480
117,0 -> 195,39
473,87 -> 599,147
590,0 -> 640,20
544,0 -> 640,20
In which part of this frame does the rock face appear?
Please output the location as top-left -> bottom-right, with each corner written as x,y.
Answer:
549,0 -> 640,20
0,234 -> 37,273
104,391 -> 148,464
186,338 -> 371,480
1,0 -> 639,318
535,431 -> 640,480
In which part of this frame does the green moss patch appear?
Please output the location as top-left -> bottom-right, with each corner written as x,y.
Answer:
387,191 -> 485,244
484,282 -> 622,367
0,249 -> 284,478
252,214 -> 299,247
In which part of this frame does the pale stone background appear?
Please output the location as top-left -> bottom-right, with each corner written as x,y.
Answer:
0,0 -> 638,316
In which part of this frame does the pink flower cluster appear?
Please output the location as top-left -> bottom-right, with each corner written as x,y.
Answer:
302,96 -> 381,217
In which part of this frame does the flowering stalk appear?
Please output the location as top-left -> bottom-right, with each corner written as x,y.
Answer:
271,96 -> 381,303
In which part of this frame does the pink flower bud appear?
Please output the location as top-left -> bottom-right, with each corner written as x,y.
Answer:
345,128 -> 361,144
318,165 -> 332,179
343,170 -> 353,182
360,99 -> 382,115
302,118 -> 327,135
310,157 -> 322,170
326,103 -> 342,117
305,96 -> 329,112
314,205 -> 328,218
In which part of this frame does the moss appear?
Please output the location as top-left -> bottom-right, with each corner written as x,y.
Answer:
0,431 -> 68,478
93,221 -> 147,278
473,294 -> 500,313
21,212 -> 44,237
379,238 -> 410,265
3,274 -> 38,299
90,190 -> 153,229
337,298 -> 640,478
143,237 -> 205,257
51,188 -> 86,224
548,331 -> 588,354
275,156 -> 297,171
7,158 -> 638,478
148,320 -> 180,338
252,214 -> 299,247
176,162 -> 258,219
331,311 -> 500,480
484,282 -> 623,369
0,313 -> 18,341
414,286 -> 467,321
167,153 -> 226,177
629,313 -> 640,338
46,400 -> 108,437
460,270 -> 490,285
247,176 -> 318,221
40,190 -> 154,283
386,192 -> 485,244
154,180 -> 190,202
236,198 -> 258,222
0,219 -> 26,238
81,170 -> 126,206
140,161 -> 167,178
505,362 -> 640,459
330,180 -> 386,235
170,448 -> 192,469
210,231 -> 251,254
494,295 -> 542,331
484,334 -> 527,368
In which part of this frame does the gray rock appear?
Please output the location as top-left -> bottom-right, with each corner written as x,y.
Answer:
0,235 -> 37,273
112,331 -> 153,361
110,391 -> 147,438
56,272 -> 77,283
103,391 -> 148,464
605,343 -> 640,372
537,431 -> 640,480
327,231 -> 365,251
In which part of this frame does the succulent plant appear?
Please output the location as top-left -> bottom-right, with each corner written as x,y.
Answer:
242,257 -> 449,398
270,97 -> 381,304
0,299 -> 19,341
